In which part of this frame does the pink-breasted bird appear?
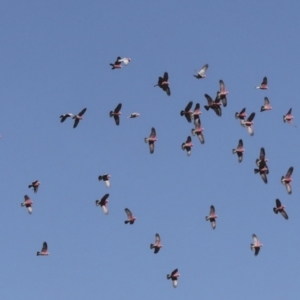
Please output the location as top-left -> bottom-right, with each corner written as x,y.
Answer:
254,160 -> 269,184
273,199 -> 288,220
256,77 -> 268,89
182,136 -> 193,156
242,112 -> 255,136
124,208 -> 137,224
219,80 -> 229,107
283,108 -> 295,126
167,269 -> 180,288
109,56 -> 122,69
109,103 -> 122,126
180,101 -> 193,123
145,127 -> 157,154
37,242 -> 49,256
98,174 -> 111,188
232,139 -> 245,163
21,195 -> 33,214
206,205 -> 217,229
154,72 -> 170,96
150,233 -> 163,254
250,234 -> 263,256
281,166 -> 293,195
193,64 -> 208,79
235,108 -> 247,125
28,180 -> 41,193
60,113 -> 73,123
191,118 -> 204,144
261,97 -> 272,112
256,147 -> 268,167
72,108 -> 87,128
95,193 -> 109,215
204,93 -> 222,117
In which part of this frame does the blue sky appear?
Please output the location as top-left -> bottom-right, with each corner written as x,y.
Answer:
0,1 -> 299,299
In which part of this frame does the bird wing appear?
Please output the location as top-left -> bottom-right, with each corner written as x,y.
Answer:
42,242 -> 48,252
73,118 -> 80,128
78,108 -> 87,117
254,247 -> 260,256
204,94 -> 213,105
238,139 -> 243,148
275,199 -> 281,208
264,97 -> 270,105
163,72 -> 169,81
210,205 -> 215,215
125,208 -> 132,219
287,108 -> 292,115
219,80 -> 226,93
185,101 -> 193,112
114,103 -> 122,113
171,269 -> 178,276
24,195 -> 30,200
247,112 -> 255,122
155,233 -> 161,243
100,193 -> 109,205
280,210 -> 289,220
285,167 -> 293,178
259,148 -> 266,161
186,136 -> 192,143
262,77 -> 267,85
199,64 -> 208,76
150,127 -> 156,138
260,172 -> 267,184
114,115 -> 120,125
149,141 -> 154,154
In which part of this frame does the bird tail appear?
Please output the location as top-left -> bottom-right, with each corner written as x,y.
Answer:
98,176 -> 103,181
180,111 -> 185,116
283,116 -> 286,123
235,112 -> 239,119
254,169 -> 259,174
28,185 -> 32,188
273,208 -> 278,214
191,129 -> 195,136
232,149 -> 236,154
204,105 -> 209,111
260,106 -> 265,112
21,202 -> 25,207
37,252 -> 40,256
95,200 -> 100,206
150,244 -> 154,249
181,143 -> 186,150
125,221 -> 129,224
144,138 -> 148,143
109,111 -> 113,117
250,244 -> 254,251
205,216 -> 209,221
281,176 -> 284,183
167,274 -> 171,280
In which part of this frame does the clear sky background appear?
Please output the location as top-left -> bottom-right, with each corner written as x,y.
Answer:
0,1 -> 299,299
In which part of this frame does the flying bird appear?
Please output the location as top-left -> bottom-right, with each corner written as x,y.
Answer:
242,112 -> 255,136
191,118 -> 204,144
235,108 -> 247,124
124,208 -> 137,224
180,101 -> 193,123
205,205 -> 217,229
232,139 -> 245,163
256,147 -> 268,167
21,195 -> 33,214
154,72 -> 170,96
109,56 -> 122,69
250,234 -> 263,256
37,242 -> 49,256
95,193 -> 109,215
281,166 -> 293,194
150,233 -> 163,254
28,180 -> 41,193
273,199 -> 288,220
128,113 -> 140,118
254,160 -> 269,184
219,80 -> 229,107
167,269 -> 180,288
60,113 -> 73,122
181,136 -> 193,156
72,108 -> 87,128
191,103 -> 201,122
193,64 -> 208,79
256,77 -> 268,89
260,97 -> 272,112
283,108 -> 295,126
98,174 -> 111,188
110,103 -> 122,125
204,93 -> 222,117
145,127 -> 157,154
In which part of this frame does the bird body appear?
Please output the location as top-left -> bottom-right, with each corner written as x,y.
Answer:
206,205 -> 217,229
37,242 -> 49,256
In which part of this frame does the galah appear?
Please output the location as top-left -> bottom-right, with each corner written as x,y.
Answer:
281,166 -> 293,195
254,160 -> 268,184
256,77 -> 268,89
98,174 -> 111,188
72,108 -> 87,128
110,103 -> 122,126
232,139 -> 245,163
273,199 -> 288,220
191,103 -> 201,122
21,195 -> 33,214
283,108 -> 295,125
109,56 -> 122,69
37,242 -> 49,256
180,101 -> 193,123
154,72 -> 170,96
193,64 -> 208,79
205,205 -> 217,229
256,147 -> 268,167
191,118 -> 204,144
167,269 -> 180,288
181,136 -> 193,156
150,233 -> 163,254
145,127 -> 157,154
242,112 -> 255,136
261,97 -> 272,112
235,108 -> 247,125
60,113 -> 73,123
124,208 -> 136,224
219,80 -> 229,107
250,234 -> 263,256
204,93 -> 222,117
128,113 -> 140,118
28,180 -> 41,193
95,193 -> 109,215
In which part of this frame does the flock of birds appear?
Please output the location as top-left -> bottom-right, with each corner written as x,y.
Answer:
19,57 -> 296,288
